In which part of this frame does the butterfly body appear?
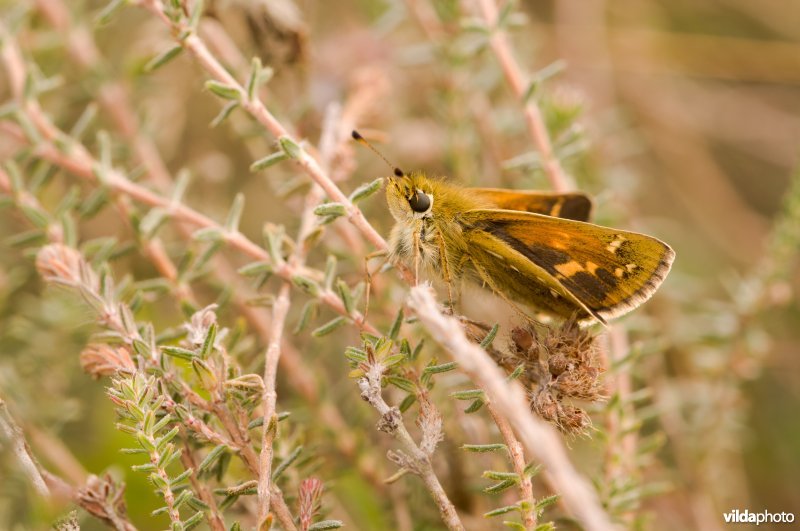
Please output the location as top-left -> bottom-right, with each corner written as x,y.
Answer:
385,172 -> 674,324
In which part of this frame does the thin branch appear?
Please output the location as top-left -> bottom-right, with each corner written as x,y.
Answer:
595,326 -> 639,525
603,328 -> 638,474
178,440 -> 226,531
485,405 -> 537,529
256,283 -> 291,526
357,371 -> 465,531
0,120 -> 373,333
139,0 -> 414,284
408,284 -> 614,531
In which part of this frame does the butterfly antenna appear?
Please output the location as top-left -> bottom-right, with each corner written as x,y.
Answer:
351,130 -> 405,177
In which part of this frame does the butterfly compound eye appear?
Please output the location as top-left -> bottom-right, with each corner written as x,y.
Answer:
408,189 -> 431,213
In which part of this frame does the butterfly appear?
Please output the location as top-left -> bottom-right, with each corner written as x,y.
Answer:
383,171 -> 674,324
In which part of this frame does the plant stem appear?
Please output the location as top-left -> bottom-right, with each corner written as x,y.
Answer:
140,0 -> 414,284
0,399 -> 50,497
256,283 -> 291,526
486,405 -> 537,529
358,369 -> 465,531
409,285 -> 614,531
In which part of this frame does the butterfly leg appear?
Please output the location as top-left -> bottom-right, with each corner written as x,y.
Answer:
363,250 -> 389,322
436,232 -> 457,313
412,230 -> 421,285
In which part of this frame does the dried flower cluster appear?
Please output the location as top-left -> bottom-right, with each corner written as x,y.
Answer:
76,474 -> 133,531
488,318 -> 605,435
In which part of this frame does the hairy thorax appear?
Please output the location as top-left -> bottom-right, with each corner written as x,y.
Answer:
388,217 -> 441,272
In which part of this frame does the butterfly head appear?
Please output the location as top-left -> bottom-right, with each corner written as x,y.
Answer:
385,170 -> 435,222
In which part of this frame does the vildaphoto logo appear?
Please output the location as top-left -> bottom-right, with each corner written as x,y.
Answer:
723,509 -> 795,525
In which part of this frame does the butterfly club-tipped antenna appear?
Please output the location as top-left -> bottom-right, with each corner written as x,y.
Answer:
351,130 -> 406,178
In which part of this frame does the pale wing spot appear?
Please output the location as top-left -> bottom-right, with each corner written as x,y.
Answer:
549,288 -> 561,299
551,231 -> 571,250
614,267 -> 625,278
626,263 -> 638,272
485,249 -> 505,260
550,198 -> 564,218
606,235 -> 627,254
585,261 -> 600,275
554,260 -> 585,277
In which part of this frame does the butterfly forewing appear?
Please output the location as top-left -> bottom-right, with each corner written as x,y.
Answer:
462,210 -> 674,321
469,189 -> 593,221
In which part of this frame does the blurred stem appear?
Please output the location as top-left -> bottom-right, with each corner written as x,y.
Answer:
601,326 -> 637,524
2,398 -> 139,530
0,398 -> 50,497
472,0 -> 574,192
27,425 -> 88,486
485,404 -> 537,529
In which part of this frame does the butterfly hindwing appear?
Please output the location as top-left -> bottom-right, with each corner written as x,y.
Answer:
462,229 -> 601,321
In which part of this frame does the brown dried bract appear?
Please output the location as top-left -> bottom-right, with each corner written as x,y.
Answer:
479,316 -> 605,436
